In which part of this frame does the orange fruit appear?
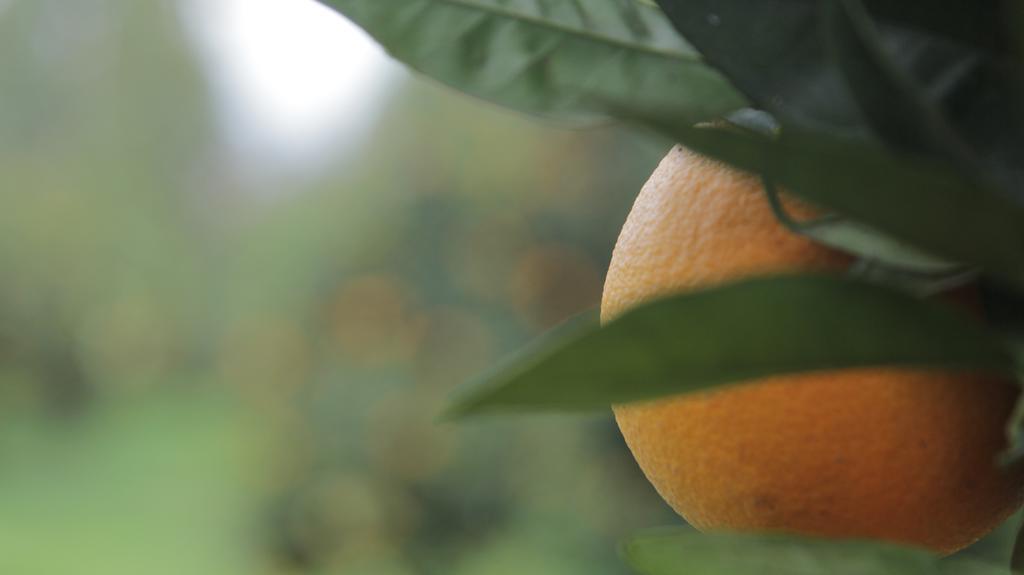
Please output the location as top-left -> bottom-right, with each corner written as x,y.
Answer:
602,145 -> 1023,554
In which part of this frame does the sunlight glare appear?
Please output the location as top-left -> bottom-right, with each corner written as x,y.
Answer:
184,0 -> 401,171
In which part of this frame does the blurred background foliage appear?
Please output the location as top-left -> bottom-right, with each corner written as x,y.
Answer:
2,1 -> 1020,573
0,0 -> 679,573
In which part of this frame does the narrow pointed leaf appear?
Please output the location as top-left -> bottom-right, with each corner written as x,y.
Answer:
1012,520 -> 1024,574
320,0 -> 746,124
762,182 -> 963,275
1001,369 -> 1024,466
622,529 -> 1008,575
442,275 -> 1013,418
647,121 -> 1024,288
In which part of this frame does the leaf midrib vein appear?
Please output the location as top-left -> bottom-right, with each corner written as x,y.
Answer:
419,0 -> 701,61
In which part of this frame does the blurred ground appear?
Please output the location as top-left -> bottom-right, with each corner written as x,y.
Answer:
0,1 -> 679,573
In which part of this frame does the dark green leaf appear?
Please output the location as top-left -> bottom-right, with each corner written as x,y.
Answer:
1000,369 -> 1024,467
621,529 -> 1008,575
765,179 -> 977,297
944,59 -> 1024,197
645,121 -> 1024,288
823,0 -> 1024,201
654,0 -> 1024,203
843,260 -> 978,299
983,282 -> 1024,341
1012,518 -> 1024,574
991,285 -> 1024,467
442,275 -> 1013,418
762,181 -> 964,277
652,0 -> 1001,131
320,0 -> 746,124
654,0 -> 866,132
861,1 -> 1008,54
822,0 -> 976,165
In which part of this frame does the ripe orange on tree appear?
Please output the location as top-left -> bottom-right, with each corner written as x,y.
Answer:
602,145 -> 1024,555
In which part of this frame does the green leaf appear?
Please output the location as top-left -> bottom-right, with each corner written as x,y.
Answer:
442,274 -> 1013,418
646,121 -> 1024,289
1000,364 -> 1024,467
654,0 -> 1024,202
621,529 -> 1008,575
762,181 -> 965,277
653,0 -> 865,131
821,0 -> 1024,199
1012,519 -> 1024,574
653,0 -> 995,130
862,2 -> 1008,54
983,282 -> 1024,341
320,0 -> 746,124
822,0 -> 976,164
947,59 -> 1024,198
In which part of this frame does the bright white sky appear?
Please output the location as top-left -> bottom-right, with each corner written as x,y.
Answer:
183,0 -> 403,177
